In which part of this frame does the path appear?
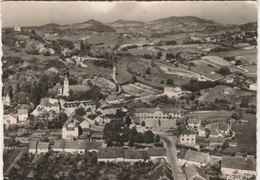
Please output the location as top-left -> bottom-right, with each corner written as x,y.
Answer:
224,119 -> 236,141
112,65 -> 122,95
153,131 -> 186,180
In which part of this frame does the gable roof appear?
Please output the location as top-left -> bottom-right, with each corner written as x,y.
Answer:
148,147 -> 167,156
64,140 -> 85,149
18,109 -> 28,115
179,150 -> 209,164
180,129 -> 197,135
64,100 -> 95,108
135,107 -> 184,114
29,141 -> 37,149
37,142 -> 49,150
124,149 -> 149,160
98,147 -> 124,159
149,162 -> 173,180
53,140 -> 65,149
184,165 -> 208,180
52,83 -> 63,90
40,98 -> 59,107
222,155 -> 256,171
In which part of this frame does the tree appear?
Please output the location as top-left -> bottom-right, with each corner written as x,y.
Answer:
143,130 -> 154,143
166,78 -> 174,85
146,67 -> 151,75
218,66 -> 231,76
80,40 -> 85,52
75,107 -> 86,116
235,60 -> 242,66
231,111 -> 240,120
155,135 -> 160,142
157,51 -> 162,59
125,116 -> 132,126
131,75 -> 137,83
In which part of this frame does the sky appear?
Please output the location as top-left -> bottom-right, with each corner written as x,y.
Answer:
1,1 -> 257,27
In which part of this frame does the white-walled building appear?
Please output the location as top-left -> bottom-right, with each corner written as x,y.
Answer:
249,83 -> 257,91
62,119 -> 80,140
164,87 -> 191,98
198,125 -> 206,137
148,147 -> 167,162
4,114 -> 18,126
178,150 -> 210,167
17,109 -> 28,122
134,106 -> 184,128
179,129 -> 196,145
187,118 -> 202,132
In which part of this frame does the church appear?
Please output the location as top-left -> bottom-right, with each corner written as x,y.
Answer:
51,76 -> 70,97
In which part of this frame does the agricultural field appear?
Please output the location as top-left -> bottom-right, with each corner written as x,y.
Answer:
187,110 -> 232,123
209,48 -> 257,64
122,82 -> 161,97
223,113 -> 256,155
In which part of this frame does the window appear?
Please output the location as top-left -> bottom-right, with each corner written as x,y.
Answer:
187,138 -> 189,141
191,139 -> 194,141
182,138 -> 184,141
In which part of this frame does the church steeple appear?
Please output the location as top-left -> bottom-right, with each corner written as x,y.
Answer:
63,75 -> 70,96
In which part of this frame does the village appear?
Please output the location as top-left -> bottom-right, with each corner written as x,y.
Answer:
2,7 -> 257,180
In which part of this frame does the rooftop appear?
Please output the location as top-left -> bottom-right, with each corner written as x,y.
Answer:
37,142 -> 49,149
184,164 -> 208,180
98,147 -> 124,159
179,150 -> 209,164
148,147 -> 167,156
180,129 -> 197,135
124,149 -> 149,160
187,118 -> 202,124
17,109 -> 28,115
149,162 -> 173,180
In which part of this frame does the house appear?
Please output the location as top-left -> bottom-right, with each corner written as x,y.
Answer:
221,155 -> 256,178
239,119 -> 249,125
208,137 -> 225,147
124,149 -> 149,163
17,109 -> 28,122
134,106 -> 184,128
29,141 -> 38,154
79,119 -> 90,129
29,141 -> 49,154
53,140 -> 65,152
198,125 -> 206,137
62,119 -> 80,140
187,118 -> 202,132
37,142 -> 49,153
64,140 -> 86,154
249,83 -> 256,91
63,100 -> 96,116
148,162 -> 173,180
209,122 -> 229,137
224,77 -> 234,84
222,87 -> 235,95
50,83 -> 63,96
90,131 -> 104,142
97,147 -> 124,162
85,141 -> 103,152
178,150 -> 210,167
31,98 -> 60,116
184,164 -> 209,180
4,114 -> 18,126
179,129 -> 196,146
14,26 -> 22,32
164,87 -> 191,98
94,116 -> 105,125
2,94 -> 11,106
148,147 -> 167,161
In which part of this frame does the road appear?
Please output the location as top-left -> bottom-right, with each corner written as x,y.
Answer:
154,131 -> 186,180
112,65 -> 122,95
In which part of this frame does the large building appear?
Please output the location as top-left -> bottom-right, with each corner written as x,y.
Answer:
134,106 -> 184,128
178,150 -> 210,167
62,100 -> 96,116
17,109 -> 29,122
62,119 -> 80,140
